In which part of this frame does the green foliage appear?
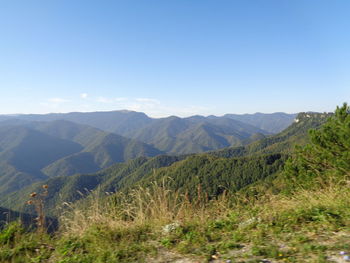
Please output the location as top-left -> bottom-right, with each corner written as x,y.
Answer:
0,222 -> 24,245
284,103 -> 350,190
0,155 -> 185,216
0,222 -> 53,263
53,224 -> 156,263
136,153 -> 287,199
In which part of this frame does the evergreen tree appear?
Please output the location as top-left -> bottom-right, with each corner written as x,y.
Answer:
284,103 -> 350,189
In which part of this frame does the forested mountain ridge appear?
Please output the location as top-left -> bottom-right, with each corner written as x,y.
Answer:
0,126 -> 82,195
0,121 -> 162,196
126,115 -> 269,154
212,112 -> 331,158
0,155 -> 187,215
0,110 -> 296,199
0,111 -> 328,216
0,110 -> 296,155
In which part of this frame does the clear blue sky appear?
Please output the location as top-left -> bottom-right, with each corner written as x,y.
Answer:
0,0 -> 349,117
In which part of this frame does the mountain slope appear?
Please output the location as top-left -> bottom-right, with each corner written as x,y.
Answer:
224,112 -> 296,133
213,112 -> 331,158
128,116 -> 268,154
27,120 -> 163,177
0,155 -> 186,215
0,126 -> 83,194
0,121 -> 163,195
0,110 -> 300,155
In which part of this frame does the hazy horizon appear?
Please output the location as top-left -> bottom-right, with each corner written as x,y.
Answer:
0,101 -> 341,118
2,108 -> 327,119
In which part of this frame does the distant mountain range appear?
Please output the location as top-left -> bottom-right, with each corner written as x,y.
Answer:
0,110 -> 296,156
0,112 -> 329,216
224,112 -> 296,133
126,115 -> 269,154
0,110 -> 296,198
0,110 -> 296,134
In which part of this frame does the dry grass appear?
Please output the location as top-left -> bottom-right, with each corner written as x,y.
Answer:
4,181 -> 350,262
59,181 -> 232,237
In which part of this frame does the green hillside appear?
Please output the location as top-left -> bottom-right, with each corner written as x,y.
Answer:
0,111 -> 301,156
128,116 -> 268,154
0,162 -> 47,197
0,121 -> 162,196
132,153 -> 287,198
213,112 -> 331,158
0,126 -> 83,194
0,156 -> 186,216
43,130 -> 163,177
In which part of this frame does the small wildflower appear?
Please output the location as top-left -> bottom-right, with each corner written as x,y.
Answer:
42,184 -> 48,189
278,253 -> 283,257
30,192 -> 37,198
27,200 -> 33,205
